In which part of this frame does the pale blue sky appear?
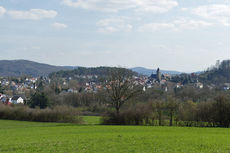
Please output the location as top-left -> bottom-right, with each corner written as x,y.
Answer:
1,0 -> 230,72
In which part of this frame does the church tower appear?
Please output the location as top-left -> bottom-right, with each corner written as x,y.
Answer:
156,68 -> 161,82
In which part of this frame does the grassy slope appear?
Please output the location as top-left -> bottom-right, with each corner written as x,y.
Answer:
0,120 -> 230,153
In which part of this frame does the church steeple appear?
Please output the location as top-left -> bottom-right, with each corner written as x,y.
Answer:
157,68 -> 161,82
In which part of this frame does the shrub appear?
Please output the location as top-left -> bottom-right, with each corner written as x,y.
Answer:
0,103 -> 82,123
102,103 -> 152,125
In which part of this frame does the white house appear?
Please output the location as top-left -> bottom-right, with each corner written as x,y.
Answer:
10,96 -> 24,104
196,82 -> 204,89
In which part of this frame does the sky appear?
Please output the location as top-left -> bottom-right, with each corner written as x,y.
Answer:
1,0 -> 230,72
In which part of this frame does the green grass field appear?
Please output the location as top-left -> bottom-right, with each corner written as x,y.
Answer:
1,119 -> 230,153
82,116 -> 101,125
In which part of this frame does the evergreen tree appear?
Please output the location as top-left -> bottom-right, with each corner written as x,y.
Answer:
0,84 -> 4,93
29,92 -> 49,109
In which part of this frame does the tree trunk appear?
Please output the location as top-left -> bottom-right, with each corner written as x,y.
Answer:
169,112 -> 173,126
115,100 -> 122,116
159,111 -> 162,126
116,107 -> 120,116
152,118 -> 155,126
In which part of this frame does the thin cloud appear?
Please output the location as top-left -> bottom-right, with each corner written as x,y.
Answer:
51,22 -> 68,29
192,4 -> 230,26
97,17 -> 133,32
138,23 -> 175,32
138,19 -> 213,32
62,0 -> 178,13
8,9 -> 57,20
0,6 -> 6,16
174,18 -> 213,30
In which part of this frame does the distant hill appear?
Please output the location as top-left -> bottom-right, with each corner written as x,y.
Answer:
0,60 -> 70,77
49,67 -> 137,80
0,60 -> 182,77
131,67 -> 182,76
198,60 -> 230,84
170,60 -> 230,85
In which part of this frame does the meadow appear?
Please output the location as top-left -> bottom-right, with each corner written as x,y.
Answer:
1,118 -> 230,153
82,116 -> 101,125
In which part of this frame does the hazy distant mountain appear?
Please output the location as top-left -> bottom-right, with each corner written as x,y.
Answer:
131,67 -> 182,76
0,60 -> 182,77
0,60 -> 70,77
63,66 -> 79,70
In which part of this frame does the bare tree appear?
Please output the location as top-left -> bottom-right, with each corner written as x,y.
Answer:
166,97 -> 179,126
152,100 -> 164,126
106,68 -> 142,115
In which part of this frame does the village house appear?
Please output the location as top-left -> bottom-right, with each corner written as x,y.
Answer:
10,96 -> 24,104
0,94 -> 8,103
224,83 -> 230,90
196,82 -> 204,89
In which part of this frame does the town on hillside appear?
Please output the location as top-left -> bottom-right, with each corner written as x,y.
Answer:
1,67 -> 223,105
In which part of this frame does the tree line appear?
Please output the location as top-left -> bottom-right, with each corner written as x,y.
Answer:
103,95 -> 230,127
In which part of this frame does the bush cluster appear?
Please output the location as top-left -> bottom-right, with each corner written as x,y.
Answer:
102,103 -> 153,125
0,104 -> 82,123
103,95 -> 230,127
